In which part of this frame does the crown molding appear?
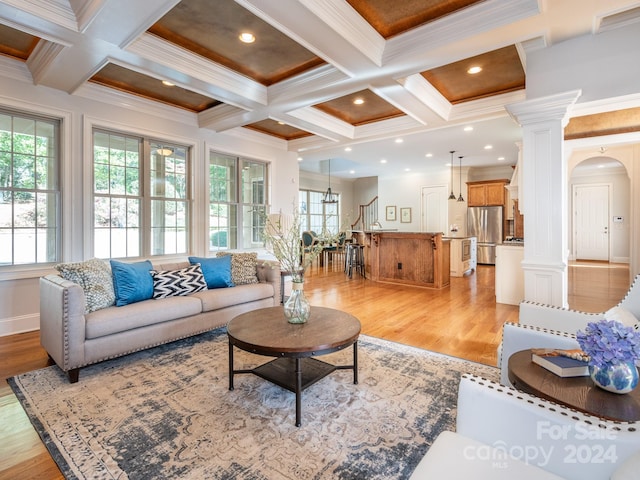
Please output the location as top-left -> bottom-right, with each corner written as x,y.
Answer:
287,106 -> 354,139
383,0 -> 540,65
27,40 -> 65,85
397,74 -> 452,121
69,0 -> 105,32
1,0 -> 78,31
75,81 -> 197,126
0,56 -> 33,83
127,33 -> 268,107
198,104 -> 253,132
298,0 -> 385,68
450,90 -> 527,121
223,125 -> 288,151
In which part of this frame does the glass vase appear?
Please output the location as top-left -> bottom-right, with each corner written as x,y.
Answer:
589,362 -> 639,394
284,281 -> 310,324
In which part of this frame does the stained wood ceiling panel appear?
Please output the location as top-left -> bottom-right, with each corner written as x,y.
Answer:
421,45 -> 525,104
244,119 -> 313,141
347,0 -> 485,38
0,24 -> 39,61
148,0 -> 325,86
565,107 -> 640,140
89,63 -> 221,113
314,89 -> 405,126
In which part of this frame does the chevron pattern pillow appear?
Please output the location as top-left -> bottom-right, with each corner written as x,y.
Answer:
151,264 -> 208,299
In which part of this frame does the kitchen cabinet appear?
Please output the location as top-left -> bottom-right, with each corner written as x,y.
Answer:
446,236 -> 477,277
467,179 -> 509,207
495,244 -> 524,305
513,199 -> 524,239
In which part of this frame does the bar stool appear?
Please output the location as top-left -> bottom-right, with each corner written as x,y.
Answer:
345,243 -> 365,278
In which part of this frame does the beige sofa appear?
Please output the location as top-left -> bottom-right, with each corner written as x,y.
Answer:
40,259 -> 281,383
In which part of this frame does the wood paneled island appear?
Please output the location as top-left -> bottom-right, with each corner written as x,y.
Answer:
353,231 -> 450,289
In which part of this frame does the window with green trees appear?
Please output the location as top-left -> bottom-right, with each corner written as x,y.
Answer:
209,152 -> 267,251
0,109 -> 59,265
93,129 -> 189,258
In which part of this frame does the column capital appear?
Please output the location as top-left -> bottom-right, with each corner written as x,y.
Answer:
506,90 -> 582,127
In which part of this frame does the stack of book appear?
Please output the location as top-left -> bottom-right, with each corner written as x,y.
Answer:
531,349 -> 590,377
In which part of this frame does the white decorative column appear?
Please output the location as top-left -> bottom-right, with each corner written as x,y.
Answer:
506,90 -> 581,307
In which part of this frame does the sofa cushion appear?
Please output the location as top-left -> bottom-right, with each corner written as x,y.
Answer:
85,295 -> 203,339
188,255 -> 234,288
110,259 -> 154,306
151,264 -> 208,299
192,283 -> 274,312
55,258 -> 115,313
216,252 -> 259,285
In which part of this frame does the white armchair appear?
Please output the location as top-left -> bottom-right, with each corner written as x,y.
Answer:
410,375 -> 640,480
498,274 -> 640,387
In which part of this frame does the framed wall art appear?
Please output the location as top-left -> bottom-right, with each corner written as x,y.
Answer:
385,205 -> 396,221
400,207 -> 412,223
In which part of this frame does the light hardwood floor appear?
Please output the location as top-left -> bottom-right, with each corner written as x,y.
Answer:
0,261 -> 631,479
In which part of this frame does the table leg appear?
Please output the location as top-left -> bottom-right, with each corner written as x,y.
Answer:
228,339 -> 234,391
295,357 -> 302,427
353,342 -> 358,384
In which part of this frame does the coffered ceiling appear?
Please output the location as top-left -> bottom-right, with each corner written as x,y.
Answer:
0,0 -> 638,178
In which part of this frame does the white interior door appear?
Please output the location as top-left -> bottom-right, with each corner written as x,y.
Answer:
421,185 -> 448,233
574,184 -> 610,261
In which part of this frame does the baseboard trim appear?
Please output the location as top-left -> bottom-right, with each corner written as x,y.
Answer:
0,314 -> 39,337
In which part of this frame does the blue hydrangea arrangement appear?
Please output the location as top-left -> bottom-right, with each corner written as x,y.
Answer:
576,319 -> 640,367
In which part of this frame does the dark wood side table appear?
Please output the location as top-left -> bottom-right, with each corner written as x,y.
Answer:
227,306 -> 361,426
508,349 -> 640,421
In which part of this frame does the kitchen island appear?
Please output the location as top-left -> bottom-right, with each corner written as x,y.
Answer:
353,231 -> 450,289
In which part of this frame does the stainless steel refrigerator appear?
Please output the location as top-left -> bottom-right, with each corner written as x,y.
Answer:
467,206 -> 503,265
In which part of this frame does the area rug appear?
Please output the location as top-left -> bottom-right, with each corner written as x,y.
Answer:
9,328 -> 498,479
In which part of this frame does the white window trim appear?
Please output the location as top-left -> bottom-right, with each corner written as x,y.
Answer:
83,116 -> 201,260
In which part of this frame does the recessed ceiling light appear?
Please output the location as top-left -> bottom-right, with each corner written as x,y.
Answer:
380,159 -> 387,164
349,170 -> 355,174
277,121 -> 285,125
425,153 -> 433,158
345,147 -> 352,152
404,168 -> 411,172
353,98 -> 365,105
162,80 -> 175,87
395,138 -> 403,144
239,32 -> 255,43
467,66 -> 482,74
297,157 -> 303,162
498,156 -> 505,161
464,126 -> 473,132
484,144 -> 493,150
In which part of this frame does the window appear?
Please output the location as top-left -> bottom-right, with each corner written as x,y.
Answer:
298,189 -> 339,235
93,129 -> 189,258
0,109 -> 60,265
209,152 -> 267,251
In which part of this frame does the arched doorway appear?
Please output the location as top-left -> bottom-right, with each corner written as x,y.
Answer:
569,156 -> 629,264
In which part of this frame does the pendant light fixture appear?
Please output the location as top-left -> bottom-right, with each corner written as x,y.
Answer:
322,159 -> 338,204
457,155 -> 465,202
448,150 -> 456,200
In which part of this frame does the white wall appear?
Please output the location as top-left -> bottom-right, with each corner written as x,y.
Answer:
298,171 -> 356,226
0,72 -> 298,336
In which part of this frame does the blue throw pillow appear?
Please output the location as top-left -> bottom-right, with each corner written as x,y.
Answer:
110,259 -> 154,306
188,255 -> 234,288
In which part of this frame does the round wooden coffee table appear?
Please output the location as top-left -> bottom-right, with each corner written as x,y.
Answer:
227,306 -> 361,426
508,349 -> 640,421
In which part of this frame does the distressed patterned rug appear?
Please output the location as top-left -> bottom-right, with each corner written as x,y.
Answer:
9,328 -> 498,480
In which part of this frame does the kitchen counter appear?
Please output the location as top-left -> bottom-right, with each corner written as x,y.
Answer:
353,231 -> 450,288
